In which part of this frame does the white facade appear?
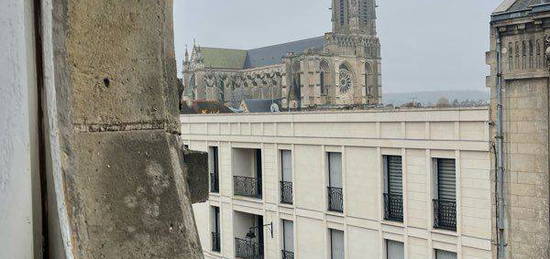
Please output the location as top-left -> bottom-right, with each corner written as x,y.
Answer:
0,0 -> 41,258
181,108 -> 493,259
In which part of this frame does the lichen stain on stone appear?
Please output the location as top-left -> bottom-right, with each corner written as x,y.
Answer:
123,195 -> 137,208
145,161 -> 170,195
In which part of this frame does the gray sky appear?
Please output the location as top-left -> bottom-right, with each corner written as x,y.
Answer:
174,0 -> 502,93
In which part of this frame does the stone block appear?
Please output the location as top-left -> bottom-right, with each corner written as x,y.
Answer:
67,0 -> 180,128
65,130 -> 202,258
182,149 -> 208,204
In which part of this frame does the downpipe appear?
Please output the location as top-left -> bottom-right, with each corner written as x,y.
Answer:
495,30 -> 507,259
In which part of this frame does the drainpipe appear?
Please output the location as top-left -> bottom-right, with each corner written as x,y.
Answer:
495,29 -> 507,259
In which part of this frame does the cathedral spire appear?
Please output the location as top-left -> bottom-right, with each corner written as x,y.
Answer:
184,45 -> 189,63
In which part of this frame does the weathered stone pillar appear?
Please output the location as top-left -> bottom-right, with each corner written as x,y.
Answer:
46,0 -> 203,257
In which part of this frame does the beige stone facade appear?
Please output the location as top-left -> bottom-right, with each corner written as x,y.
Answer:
181,0 -> 382,109
181,108 -> 493,259
488,1 -> 550,258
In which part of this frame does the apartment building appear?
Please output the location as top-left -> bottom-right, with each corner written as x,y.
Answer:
181,108 -> 492,259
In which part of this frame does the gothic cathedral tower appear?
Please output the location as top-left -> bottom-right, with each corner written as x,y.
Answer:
325,0 -> 382,105
332,0 -> 377,36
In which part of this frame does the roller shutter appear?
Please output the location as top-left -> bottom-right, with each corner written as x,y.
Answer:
387,156 -> 402,195
437,159 -> 456,201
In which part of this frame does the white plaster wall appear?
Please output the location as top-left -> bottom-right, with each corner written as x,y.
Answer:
347,226 -> 380,258
192,202 -> 210,252
345,147 -> 379,220
182,109 -> 493,259
294,145 -> 325,212
0,0 -> 39,258
296,216 -> 326,258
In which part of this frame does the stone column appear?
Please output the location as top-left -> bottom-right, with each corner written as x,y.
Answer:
46,0 -> 204,258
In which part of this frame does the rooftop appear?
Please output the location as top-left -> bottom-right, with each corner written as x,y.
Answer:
492,0 -> 550,21
198,36 -> 326,70
180,106 -> 489,118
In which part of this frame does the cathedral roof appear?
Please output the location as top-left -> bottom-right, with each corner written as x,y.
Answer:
492,0 -> 550,22
195,36 -> 326,70
506,0 -> 545,12
200,47 -> 248,69
493,0 -> 550,16
244,36 -> 326,68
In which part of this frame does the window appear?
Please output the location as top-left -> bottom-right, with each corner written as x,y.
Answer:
282,220 -> 294,259
233,148 -> 263,198
433,158 -> 457,231
359,0 -> 370,24
508,42 -> 513,71
386,240 -> 404,259
234,213 -> 264,258
365,63 -> 372,96
280,150 -> 293,204
320,60 -> 330,96
209,146 -> 220,193
330,229 -> 345,259
211,206 -> 221,252
328,152 -> 343,212
339,0 -> 347,26
338,64 -> 353,94
383,155 -> 403,222
435,250 -> 457,259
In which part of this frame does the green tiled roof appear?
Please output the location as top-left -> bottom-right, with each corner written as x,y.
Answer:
201,47 -> 247,69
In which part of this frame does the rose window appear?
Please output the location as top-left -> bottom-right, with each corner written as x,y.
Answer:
339,68 -> 353,93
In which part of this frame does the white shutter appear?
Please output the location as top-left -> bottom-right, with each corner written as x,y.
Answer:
282,220 -> 294,252
386,240 -> 404,259
436,250 -> 457,259
437,159 -> 456,201
329,153 -> 343,188
330,229 -> 345,259
387,156 -> 402,195
281,150 -> 292,182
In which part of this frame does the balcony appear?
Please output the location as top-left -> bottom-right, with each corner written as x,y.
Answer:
328,187 -> 343,212
235,237 -> 262,259
210,173 -> 219,193
384,193 -> 403,222
433,199 -> 456,231
211,232 -> 221,252
281,250 -> 294,259
280,181 -> 293,204
234,176 -> 262,198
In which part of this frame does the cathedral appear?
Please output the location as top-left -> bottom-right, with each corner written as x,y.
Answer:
181,0 -> 382,110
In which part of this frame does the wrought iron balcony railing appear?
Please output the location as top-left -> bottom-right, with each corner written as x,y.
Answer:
280,181 -> 293,204
281,250 -> 294,259
235,237 -> 263,259
210,173 -> 219,193
433,199 -> 457,231
211,232 -> 221,252
384,193 -> 403,222
328,187 -> 344,212
234,176 -> 262,198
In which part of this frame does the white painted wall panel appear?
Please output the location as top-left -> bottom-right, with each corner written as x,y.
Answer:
0,0 -> 38,258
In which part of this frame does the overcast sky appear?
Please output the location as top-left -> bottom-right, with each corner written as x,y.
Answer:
173,0 -> 502,93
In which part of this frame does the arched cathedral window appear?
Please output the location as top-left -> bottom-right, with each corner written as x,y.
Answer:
338,64 -> 353,94
508,42 -> 513,71
359,0 -> 369,25
515,41 -> 520,69
365,63 -> 372,96
522,41 -> 527,69
320,60 -> 330,96
529,40 -> 534,68
536,39 -> 542,68
339,0 -> 347,26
